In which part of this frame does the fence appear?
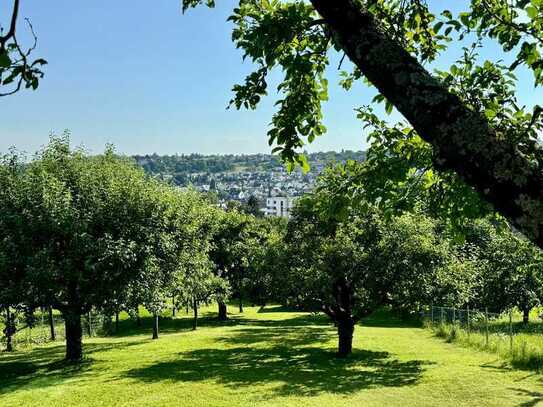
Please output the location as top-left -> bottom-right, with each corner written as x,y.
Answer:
1,309 -> 106,349
422,305 -> 543,369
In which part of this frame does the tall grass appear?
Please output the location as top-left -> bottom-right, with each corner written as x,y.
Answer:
426,318 -> 543,371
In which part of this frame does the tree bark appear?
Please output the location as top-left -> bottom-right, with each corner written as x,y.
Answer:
337,317 -> 355,357
218,301 -> 227,321
86,312 -> 92,337
193,298 -> 198,330
523,307 -> 530,324
152,313 -> 159,339
310,0 -> 543,248
64,312 -> 83,362
4,307 -> 14,352
48,306 -> 56,341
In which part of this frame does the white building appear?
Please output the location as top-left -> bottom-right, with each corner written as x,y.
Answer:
265,195 -> 295,218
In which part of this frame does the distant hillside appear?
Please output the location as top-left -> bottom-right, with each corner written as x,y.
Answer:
133,151 -> 365,178
133,151 -> 365,203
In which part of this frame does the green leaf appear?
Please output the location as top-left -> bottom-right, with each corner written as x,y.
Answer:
0,52 -> 11,69
526,6 -> 538,19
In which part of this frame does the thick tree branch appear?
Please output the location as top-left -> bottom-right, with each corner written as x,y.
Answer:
310,0 -> 543,248
0,0 -> 20,50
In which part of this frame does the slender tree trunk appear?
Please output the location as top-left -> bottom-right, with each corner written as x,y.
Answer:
64,312 -> 83,362
337,317 -> 355,358
48,306 -> 56,341
102,314 -> 112,334
4,307 -> 14,352
115,311 -> 119,333
152,313 -> 159,339
136,309 -> 141,327
172,296 -> 176,317
238,275 -> 244,313
310,0 -> 543,249
86,312 -> 92,337
193,298 -> 198,330
186,303 -> 189,314
523,307 -> 530,325
218,301 -> 227,321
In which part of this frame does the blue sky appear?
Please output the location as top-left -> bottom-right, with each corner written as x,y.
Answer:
1,1 -> 541,155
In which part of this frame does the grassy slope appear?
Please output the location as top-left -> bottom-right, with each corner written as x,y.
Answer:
1,306 -> 543,407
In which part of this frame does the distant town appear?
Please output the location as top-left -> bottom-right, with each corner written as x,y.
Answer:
134,151 -> 365,217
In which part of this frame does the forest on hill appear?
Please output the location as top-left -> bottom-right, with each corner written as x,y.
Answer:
133,151 -> 366,178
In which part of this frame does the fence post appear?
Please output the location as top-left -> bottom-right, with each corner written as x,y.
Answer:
485,308 -> 489,348
509,309 -> 513,354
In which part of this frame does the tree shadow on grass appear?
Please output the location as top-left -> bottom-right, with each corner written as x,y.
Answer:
123,310 -> 432,397
362,308 -> 422,328
0,340 -> 146,395
510,387 -> 543,407
125,345 -> 429,398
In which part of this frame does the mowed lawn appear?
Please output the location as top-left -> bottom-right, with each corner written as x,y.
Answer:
1,306 -> 543,406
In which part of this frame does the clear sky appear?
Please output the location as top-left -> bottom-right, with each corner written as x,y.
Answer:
1,1 -> 541,156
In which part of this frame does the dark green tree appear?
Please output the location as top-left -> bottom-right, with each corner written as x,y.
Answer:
5,136 -> 189,361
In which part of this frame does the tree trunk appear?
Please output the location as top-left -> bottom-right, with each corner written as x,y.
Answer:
115,311 -> 119,333
136,309 -> 141,327
152,313 -> 159,339
4,307 -> 14,352
193,298 -> 198,331
239,296 -> 243,313
102,314 -> 112,334
172,296 -> 176,317
86,312 -> 92,337
310,0 -> 543,249
523,307 -> 530,325
337,317 -> 355,358
64,312 -> 83,362
48,306 -> 56,341
218,301 -> 227,321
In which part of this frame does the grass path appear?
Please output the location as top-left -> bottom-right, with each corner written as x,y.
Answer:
1,306 -> 543,406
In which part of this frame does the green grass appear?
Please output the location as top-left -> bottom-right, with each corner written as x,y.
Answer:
429,318 -> 543,371
2,306 -> 543,406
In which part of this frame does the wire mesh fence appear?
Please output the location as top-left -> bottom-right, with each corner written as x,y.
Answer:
422,305 -> 543,370
1,309 -> 107,349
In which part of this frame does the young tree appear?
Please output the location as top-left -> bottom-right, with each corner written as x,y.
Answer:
283,163 -> 479,356
9,136 -> 183,361
208,210 -> 258,318
245,218 -> 287,306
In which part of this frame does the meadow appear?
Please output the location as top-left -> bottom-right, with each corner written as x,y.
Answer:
1,306 -> 543,407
